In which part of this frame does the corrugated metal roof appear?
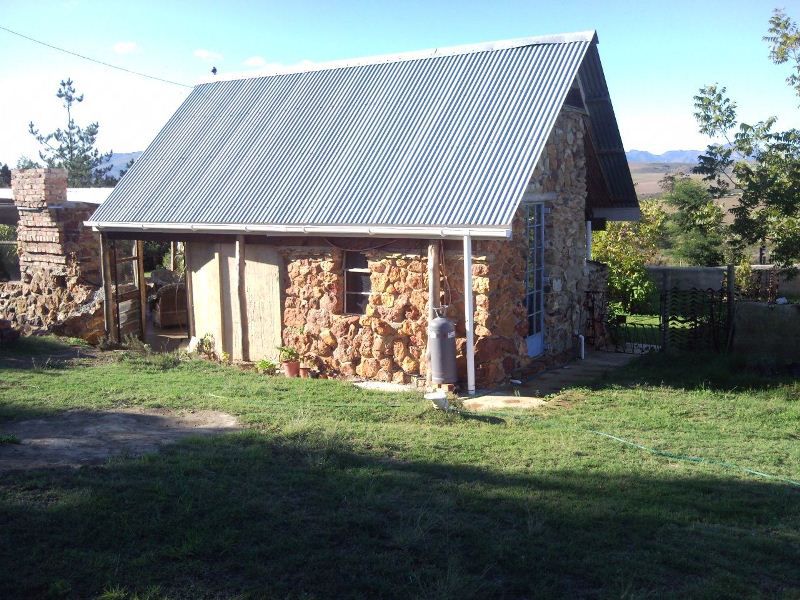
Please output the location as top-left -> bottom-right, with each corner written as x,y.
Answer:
90,30 -> 634,231
578,44 -> 638,209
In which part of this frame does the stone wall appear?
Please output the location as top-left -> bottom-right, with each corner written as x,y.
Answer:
442,108 -> 593,384
279,107 -> 597,387
281,247 -> 430,384
0,169 -> 104,342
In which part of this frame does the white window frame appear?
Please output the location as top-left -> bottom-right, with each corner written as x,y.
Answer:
343,251 -> 371,314
524,202 -> 545,356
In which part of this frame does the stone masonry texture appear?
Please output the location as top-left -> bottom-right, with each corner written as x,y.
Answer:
0,169 -> 104,342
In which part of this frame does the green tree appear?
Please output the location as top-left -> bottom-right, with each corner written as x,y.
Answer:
0,164 -> 10,187
28,78 -> 115,187
593,199 -> 666,312
662,177 -> 727,266
766,8 -> 800,98
693,9 -> 800,268
16,156 -> 40,170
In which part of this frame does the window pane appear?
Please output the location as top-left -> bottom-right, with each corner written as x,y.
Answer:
115,259 -> 136,285
344,251 -> 371,314
345,293 -> 369,314
113,239 -> 135,258
346,271 -> 371,294
345,251 -> 368,270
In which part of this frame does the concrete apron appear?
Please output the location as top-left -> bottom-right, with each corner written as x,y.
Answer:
461,351 -> 637,412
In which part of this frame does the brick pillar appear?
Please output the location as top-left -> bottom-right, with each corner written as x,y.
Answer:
10,168 -> 100,282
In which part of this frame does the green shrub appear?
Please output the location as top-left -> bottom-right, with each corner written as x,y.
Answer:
256,358 -> 278,375
592,200 -> 663,313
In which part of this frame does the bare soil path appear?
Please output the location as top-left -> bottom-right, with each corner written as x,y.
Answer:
0,408 -> 240,471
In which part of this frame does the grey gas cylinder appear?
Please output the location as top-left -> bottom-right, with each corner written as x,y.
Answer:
429,315 -> 457,384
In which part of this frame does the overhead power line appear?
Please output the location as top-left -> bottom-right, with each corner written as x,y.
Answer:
0,24 -> 193,89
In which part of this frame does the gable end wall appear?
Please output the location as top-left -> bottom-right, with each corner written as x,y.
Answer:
277,108 -> 604,387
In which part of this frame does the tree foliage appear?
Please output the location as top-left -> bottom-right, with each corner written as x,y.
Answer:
592,199 -> 666,312
0,164 -> 10,187
661,177 -> 727,266
765,8 -> 800,99
693,9 -> 800,268
16,156 -> 40,170
28,79 -> 116,187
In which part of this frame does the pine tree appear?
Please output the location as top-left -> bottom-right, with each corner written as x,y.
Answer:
28,79 -> 115,187
0,164 -> 11,187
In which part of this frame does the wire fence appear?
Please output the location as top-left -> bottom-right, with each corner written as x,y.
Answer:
586,285 -> 732,355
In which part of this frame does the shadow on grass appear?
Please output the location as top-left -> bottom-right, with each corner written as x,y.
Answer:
0,335 -> 93,370
597,350 -> 799,393
0,433 -> 797,599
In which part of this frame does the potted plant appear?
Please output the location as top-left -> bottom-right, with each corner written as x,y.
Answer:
277,345 -> 300,377
299,354 -> 314,379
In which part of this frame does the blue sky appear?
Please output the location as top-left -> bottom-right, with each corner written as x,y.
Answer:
1,0 -> 799,163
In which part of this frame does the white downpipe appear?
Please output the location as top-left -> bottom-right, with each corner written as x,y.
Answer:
463,234 -> 476,395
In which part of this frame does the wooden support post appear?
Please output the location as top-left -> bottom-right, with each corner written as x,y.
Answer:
99,233 -> 117,344
236,235 -> 250,362
184,243 -> 195,339
135,240 -> 147,341
425,241 -> 441,387
215,246 -> 226,358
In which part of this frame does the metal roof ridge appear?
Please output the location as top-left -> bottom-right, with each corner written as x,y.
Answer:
198,30 -> 598,85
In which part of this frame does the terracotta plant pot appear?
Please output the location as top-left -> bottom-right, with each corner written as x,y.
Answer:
299,366 -> 311,378
282,360 -> 300,377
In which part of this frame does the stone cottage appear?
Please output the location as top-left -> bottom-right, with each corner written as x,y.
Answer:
87,30 -> 639,391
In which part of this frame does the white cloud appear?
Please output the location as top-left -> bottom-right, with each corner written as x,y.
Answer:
243,56 -> 266,68
194,49 -> 223,62
113,41 -> 139,55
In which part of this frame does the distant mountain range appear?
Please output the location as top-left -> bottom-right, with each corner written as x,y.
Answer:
102,149 -> 701,176
625,149 -> 702,164
102,151 -> 142,178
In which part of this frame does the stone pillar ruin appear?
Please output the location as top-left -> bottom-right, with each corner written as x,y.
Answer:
0,168 -> 105,342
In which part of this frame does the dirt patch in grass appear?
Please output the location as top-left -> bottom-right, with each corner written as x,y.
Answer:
0,408 -> 240,471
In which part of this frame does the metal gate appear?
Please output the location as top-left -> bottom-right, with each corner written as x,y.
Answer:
585,286 -> 732,355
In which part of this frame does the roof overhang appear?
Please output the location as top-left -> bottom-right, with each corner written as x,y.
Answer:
591,207 -> 641,221
84,221 -> 512,240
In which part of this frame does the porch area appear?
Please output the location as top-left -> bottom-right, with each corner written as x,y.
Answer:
461,350 -> 636,411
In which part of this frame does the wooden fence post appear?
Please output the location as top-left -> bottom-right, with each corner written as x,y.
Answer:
727,264 -> 735,351
660,270 -> 670,352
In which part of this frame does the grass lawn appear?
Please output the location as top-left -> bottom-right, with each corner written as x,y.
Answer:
1,339 -> 799,598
